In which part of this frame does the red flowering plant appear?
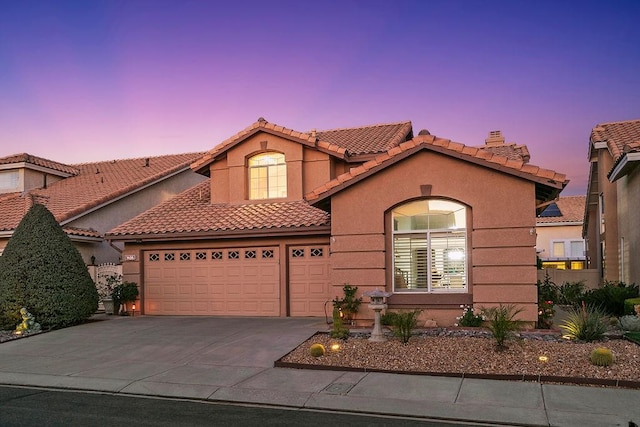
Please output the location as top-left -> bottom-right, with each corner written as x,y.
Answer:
538,300 -> 555,329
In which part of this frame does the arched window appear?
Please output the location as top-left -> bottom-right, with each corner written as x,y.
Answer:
248,152 -> 287,200
392,199 -> 467,292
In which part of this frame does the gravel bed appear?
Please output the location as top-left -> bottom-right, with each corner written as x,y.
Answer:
281,329 -> 640,387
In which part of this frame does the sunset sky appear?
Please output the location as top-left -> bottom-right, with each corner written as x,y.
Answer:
1,1 -> 639,196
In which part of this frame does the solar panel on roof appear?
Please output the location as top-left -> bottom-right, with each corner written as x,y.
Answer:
539,203 -> 562,217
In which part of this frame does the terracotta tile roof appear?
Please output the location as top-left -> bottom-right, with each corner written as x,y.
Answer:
0,153 -> 79,176
315,121 -> 413,156
106,181 -> 330,237
191,118 -> 413,174
306,133 -> 568,203
63,227 -> 102,239
480,143 -> 530,163
536,195 -> 586,224
591,118 -> 640,161
0,152 -> 204,233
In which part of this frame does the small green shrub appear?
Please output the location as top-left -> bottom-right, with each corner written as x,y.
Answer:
456,305 -> 484,327
390,310 -> 421,344
381,311 -> 398,326
589,347 -> 615,366
112,282 -> 139,303
619,315 -> 640,332
556,281 -> 586,307
560,303 -> 607,342
481,304 -> 525,350
332,284 -> 362,324
537,273 -> 558,303
309,343 -> 326,357
329,306 -> 349,340
582,281 -> 639,317
623,298 -> 640,315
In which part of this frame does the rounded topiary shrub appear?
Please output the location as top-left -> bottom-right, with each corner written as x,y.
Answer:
0,203 -> 99,330
309,343 -> 326,357
589,347 -> 615,367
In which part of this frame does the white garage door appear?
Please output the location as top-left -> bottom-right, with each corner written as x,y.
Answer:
144,247 -> 280,316
289,245 -> 331,317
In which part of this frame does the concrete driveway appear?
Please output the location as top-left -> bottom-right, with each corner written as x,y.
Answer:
1,315 -> 640,427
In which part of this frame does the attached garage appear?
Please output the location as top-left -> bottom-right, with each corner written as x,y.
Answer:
288,245 -> 331,317
144,247 -> 280,316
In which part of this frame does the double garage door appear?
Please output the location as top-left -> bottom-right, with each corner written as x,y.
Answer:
144,245 -> 330,317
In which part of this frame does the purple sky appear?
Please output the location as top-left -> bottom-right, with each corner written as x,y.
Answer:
1,1 -> 639,196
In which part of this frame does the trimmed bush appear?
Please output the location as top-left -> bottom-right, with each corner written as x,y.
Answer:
624,297 -> 640,315
582,281 -> 639,317
0,204 -> 99,330
590,347 -> 615,367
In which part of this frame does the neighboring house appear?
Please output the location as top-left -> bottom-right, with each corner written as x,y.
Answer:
0,153 -> 207,264
584,118 -> 640,285
107,118 -> 567,325
536,195 -> 587,270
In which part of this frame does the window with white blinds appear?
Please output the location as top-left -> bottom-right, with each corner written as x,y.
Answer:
392,200 -> 467,293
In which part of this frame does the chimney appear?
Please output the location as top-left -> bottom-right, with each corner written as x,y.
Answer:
485,130 -> 505,146
145,158 -> 150,167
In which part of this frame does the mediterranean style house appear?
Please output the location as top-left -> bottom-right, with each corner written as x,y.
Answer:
584,118 -> 640,285
107,118 -> 567,325
0,152 -> 206,264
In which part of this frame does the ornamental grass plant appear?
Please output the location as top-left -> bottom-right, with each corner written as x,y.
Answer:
560,302 -> 607,342
481,304 -> 525,350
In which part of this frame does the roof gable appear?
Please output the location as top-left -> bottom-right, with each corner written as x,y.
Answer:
590,118 -> 640,181
0,152 -> 204,233
0,153 -> 79,176
190,118 -> 414,175
306,133 -> 568,209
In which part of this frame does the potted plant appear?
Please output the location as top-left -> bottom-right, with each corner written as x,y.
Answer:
112,281 -> 139,315
96,273 -> 121,315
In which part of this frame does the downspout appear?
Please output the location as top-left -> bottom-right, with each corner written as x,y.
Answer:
107,239 -> 123,254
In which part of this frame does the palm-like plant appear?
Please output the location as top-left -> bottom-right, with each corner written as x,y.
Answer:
481,304 -> 525,350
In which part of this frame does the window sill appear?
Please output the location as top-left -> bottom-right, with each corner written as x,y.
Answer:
387,293 -> 472,308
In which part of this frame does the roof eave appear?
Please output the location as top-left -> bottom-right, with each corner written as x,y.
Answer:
106,225 -> 331,242
608,152 -> 640,182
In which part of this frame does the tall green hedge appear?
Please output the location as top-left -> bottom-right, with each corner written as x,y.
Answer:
0,203 -> 99,330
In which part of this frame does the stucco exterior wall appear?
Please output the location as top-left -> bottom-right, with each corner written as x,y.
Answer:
328,150 -> 539,325
208,133 -> 334,204
598,150 -> 619,281
535,224 -> 583,259
617,167 -> 640,285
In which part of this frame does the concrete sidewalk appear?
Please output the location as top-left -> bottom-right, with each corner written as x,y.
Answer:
0,315 -> 638,426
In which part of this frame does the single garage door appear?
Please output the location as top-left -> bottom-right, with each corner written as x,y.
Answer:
144,247 -> 280,316
289,245 -> 331,317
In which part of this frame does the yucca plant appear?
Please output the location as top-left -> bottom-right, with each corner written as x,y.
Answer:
560,302 -> 607,342
481,304 -> 525,351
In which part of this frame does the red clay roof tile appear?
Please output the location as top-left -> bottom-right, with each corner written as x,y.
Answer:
536,195 -> 586,224
306,134 -> 567,202
0,153 -> 79,176
106,181 -> 330,237
0,152 -> 204,233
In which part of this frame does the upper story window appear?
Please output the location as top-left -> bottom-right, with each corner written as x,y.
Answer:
392,199 -> 467,293
248,152 -> 287,200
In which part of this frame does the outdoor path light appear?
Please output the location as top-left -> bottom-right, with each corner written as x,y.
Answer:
364,288 -> 392,342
